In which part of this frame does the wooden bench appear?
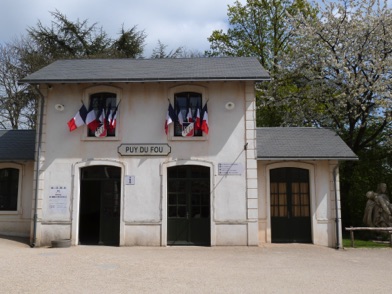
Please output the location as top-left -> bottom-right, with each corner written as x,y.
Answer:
345,227 -> 392,247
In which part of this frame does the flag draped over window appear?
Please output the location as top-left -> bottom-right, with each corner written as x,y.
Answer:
68,99 -> 120,137
165,102 -> 177,134
95,108 -> 107,137
67,104 -> 88,132
201,104 -> 209,134
195,108 -> 201,131
110,105 -> 118,131
86,107 -> 100,132
186,108 -> 193,122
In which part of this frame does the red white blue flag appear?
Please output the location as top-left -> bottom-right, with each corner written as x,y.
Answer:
86,107 -> 100,132
67,104 -> 87,132
186,108 -> 193,122
201,104 -> 209,134
95,108 -> 107,137
165,102 -> 177,134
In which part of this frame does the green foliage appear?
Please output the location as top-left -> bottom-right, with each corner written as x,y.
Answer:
27,10 -> 146,64
111,25 -> 146,58
277,0 -> 392,154
340,145 -> 392,227
0,41 -> 38,129
206,0 -> 316,72
343,238 -> 391,248
206,0 -> 317,127
150,40 -> 183,59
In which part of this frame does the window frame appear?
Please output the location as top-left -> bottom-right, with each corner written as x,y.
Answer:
82,85 -> 122,141
174,92 -> 203,137
0,163 -> 23,214
167,85 -> 208,141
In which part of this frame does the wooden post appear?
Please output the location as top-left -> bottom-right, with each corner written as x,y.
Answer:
389,232 -> 392,248
350,230 -> 354,247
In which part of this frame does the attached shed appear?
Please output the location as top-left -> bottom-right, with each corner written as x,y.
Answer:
256,127 -> 357,248
0,130 -> 35,237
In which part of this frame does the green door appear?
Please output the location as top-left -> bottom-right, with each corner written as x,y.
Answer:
79,166 -> 121,246
270,168 -> 312,243
167,165 -> 210,245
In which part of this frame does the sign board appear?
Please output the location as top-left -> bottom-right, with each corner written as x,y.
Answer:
125,175 -> 135,185
218,163 -> 244,176
118,144 -> 171,156
48,186 -> 68,214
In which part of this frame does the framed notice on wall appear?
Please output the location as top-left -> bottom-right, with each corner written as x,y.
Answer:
218,163 -> 244,176
48,186 -> 68,215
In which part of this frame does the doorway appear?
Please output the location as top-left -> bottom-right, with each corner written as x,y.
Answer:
167,165 -> 211,245
270,167 -> 312,243
79,165 -> 121,246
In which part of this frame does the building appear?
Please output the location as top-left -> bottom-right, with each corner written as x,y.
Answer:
0,57 -> 357,247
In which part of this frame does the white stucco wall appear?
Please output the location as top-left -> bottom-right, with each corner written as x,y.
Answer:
32,81 -> 258,246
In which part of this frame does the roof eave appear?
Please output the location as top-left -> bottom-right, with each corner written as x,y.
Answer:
19,77 -> 271,84
257,157 -> 358,161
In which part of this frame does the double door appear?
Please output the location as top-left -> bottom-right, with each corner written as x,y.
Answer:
79,166 -> 121,246
270,167 -> 312,243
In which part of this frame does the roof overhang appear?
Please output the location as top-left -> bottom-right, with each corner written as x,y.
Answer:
20,77 -> 270,84
257,157 -> 359,161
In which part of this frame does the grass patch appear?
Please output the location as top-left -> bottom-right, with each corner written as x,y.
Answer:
343,238 -> 391,248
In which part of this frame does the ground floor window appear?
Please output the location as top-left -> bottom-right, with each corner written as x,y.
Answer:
0,168 -> 19,211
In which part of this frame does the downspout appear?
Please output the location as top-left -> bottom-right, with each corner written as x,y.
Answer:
30,85 -> 45,248
333,163 -> 341,250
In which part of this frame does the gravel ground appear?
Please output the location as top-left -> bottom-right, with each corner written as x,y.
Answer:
0,236 -> 391,294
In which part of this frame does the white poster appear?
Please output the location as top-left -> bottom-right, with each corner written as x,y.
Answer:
48,186 -> 68,215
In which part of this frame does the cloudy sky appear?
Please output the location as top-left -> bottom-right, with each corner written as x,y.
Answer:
0,0 -> 246,57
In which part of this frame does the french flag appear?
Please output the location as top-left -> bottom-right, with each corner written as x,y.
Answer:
195,108 -> 201,130
165,103 -> 176,134
67,104 -> 87,132
110,105 -> 118,130
186,108 -> 193,122
201,104 -> 209,134
86,107 -> 100,132
95,108 -> 107,137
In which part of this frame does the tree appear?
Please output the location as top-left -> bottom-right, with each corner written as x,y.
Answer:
206,0 -> 315,72
277,0 -> 392,154
273,0 -> 392,227
151,40 -> 184,58
111,25 -> 146,58
206,0 -> 316,126
0,41 -> 37,129
27,10 -> 146,63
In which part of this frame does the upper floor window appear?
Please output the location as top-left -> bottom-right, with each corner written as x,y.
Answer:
87,92 -> 117,137
0,168 -> 19,211
174,92 -> 202,137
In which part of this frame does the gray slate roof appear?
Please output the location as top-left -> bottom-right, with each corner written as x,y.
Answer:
0,130 -> 36,161
20,57 -> 269,84
256,128 -> 357,160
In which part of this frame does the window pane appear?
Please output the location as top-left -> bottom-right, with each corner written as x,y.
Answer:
88,92 -> 117,137
174,92 -> 202,137
0,168 -> 19,211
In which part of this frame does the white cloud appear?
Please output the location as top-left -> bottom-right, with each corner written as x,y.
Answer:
0,0 -> 246,56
